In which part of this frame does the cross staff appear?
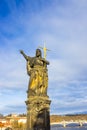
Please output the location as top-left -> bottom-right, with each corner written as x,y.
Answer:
38,43 -> 50,59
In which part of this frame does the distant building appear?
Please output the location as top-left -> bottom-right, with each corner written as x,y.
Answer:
11,114 -> 18,117
18,118 -> 26,124
0,114 -> 27,129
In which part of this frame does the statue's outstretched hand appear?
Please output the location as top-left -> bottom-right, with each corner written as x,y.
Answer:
20,50 -> 24,54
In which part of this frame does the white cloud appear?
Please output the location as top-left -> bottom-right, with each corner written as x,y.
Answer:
0,0 -> 87,114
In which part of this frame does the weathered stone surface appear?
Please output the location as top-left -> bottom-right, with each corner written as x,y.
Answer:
26,96 -> 51,130
20,49 -> 51,130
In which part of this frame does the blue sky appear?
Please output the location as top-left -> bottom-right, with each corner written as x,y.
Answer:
0,0 -> 87,115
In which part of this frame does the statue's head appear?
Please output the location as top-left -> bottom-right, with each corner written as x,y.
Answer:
36,49 -> 42,57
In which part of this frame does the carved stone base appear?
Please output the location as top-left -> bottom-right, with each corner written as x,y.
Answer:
25,96 -> 51,130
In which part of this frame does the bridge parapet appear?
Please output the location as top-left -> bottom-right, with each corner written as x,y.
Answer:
51,120 -> 87,127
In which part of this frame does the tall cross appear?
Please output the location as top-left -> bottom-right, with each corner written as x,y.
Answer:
38,42 -> 50,59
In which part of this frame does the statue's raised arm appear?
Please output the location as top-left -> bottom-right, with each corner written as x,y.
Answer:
20,50 -> 32,76
20,50 -> 30,61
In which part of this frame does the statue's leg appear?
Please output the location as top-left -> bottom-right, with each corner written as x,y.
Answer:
28,72 -> 37,96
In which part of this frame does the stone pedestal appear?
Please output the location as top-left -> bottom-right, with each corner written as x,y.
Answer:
25,96 -> 51,130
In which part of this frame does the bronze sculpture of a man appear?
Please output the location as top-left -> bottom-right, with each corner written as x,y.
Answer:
20,49 -> 50,97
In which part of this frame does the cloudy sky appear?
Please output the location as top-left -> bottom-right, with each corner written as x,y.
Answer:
0,0 -> 87,115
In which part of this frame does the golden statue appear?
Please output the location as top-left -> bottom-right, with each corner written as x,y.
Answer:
20,49 -> 50,97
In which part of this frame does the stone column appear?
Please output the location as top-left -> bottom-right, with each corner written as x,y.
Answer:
25,96 -> 51,130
